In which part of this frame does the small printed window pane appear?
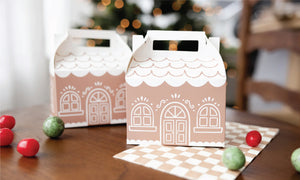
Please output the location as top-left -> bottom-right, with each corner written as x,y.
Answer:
133,116 -> 141,126
72,103 -> 78,111
210,107 -> 218,116
199,117 -> 208,126
143,116 -> 152,126
143,106 -> 151,115
200,107 -> 208,116
71,94 -> 78,101
210,117 -> 218,126
133,107 -> 141,115
63,103 -> 70,111
63,94 -> 70,102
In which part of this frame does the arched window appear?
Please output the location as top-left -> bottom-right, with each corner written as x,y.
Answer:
113,88 -> 126,113
193,103 -> 223,133
129,103 -> 157,132
58,91 -> 83,117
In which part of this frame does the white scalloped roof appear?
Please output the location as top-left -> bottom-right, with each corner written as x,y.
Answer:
53,30 -> 131,78
126,32 -> 226,87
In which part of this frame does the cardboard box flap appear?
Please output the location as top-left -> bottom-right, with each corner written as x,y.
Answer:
126,31 -> 226,88
54,29 -> 132,78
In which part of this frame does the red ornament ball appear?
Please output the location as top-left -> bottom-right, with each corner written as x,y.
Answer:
246,130 -> 262,147
0,115 -> 16,129
17,138 -> 39,157
0,128 -> 14,146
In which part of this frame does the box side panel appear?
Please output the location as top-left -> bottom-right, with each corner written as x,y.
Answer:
50,75 -> 58,116
126,82 -> 226,147
55,72 -> 126,128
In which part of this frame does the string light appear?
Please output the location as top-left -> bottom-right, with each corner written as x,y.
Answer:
120,19 -> 130,28
227,69 -> 237,78
87,40 -> 96,47
95,39 -> 103,45
97,2 -> 106,11
192,4 -> 202,13
153,8 -> 162,17
214,6 -> 222,14
224,61 -> 228,70
172,1 -> 181,11
204,7 -> 214,16
115,0 -> 124,9
233,105 -> 239,110
101,0 -> 111,6
87,19 -> 95,28
203,25 -> 211,34
184,24 -> 192,31
94,25 -> 102,30
178,0 -> 186,5
132,19 -> 141,29
116,25 -> 125,34
169,41 -> 178,51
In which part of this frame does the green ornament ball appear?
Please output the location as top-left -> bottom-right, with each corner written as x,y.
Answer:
291,148 -> 300,172
43,116 -> 65,138
222,147 -> 246,170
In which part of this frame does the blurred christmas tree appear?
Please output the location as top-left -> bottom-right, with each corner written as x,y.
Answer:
78,0 -> 235,74
78,0 -> 238,106
79,0 -> 207,35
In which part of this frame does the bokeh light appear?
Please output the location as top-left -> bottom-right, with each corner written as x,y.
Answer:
94,25 -> 102,30
169,41 -> 178,51
132,19 -> 141,29
184,24 -> 192,31
97,2 -> 106,11
203,25 -> 211,34
115,0 -> 124,9
120,19 -> 130,28
86,40 -> 96,47
192,4 -> 202,13
172,1 -> 181,11
87,19 -> 95,28
116,25 -> 125,34
101,0 -> 111,6
153,8 -> 162,17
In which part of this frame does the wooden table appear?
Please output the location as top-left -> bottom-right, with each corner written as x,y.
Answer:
1,105 -> 300,180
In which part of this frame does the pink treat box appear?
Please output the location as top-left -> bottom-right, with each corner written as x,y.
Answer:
50,29 -> 132,128
126,31 -> 226,147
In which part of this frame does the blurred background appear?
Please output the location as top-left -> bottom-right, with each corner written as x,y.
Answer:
0,0 -> 299,125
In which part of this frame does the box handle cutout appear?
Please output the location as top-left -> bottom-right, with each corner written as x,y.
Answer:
68,29 -> 120,49
153,40 -> 198,52
82,38 -> 110,47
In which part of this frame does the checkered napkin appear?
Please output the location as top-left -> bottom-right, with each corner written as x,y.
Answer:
114,122 -> 279,180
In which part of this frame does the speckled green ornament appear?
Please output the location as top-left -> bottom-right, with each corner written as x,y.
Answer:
43,116 -> 64,138
222,147 -> 246,170
291,148 -> 300,172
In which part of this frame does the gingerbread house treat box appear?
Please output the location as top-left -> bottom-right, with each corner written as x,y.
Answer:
50,29 -> 131,128
126,31 -> 226,147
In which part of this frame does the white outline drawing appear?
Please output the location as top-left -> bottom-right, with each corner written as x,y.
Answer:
194,100 -> 223,133
129,102 -> 157,132
160,102 -> 190,146
113,88 -> 126,113
86,88 -> 112,125
58,90 -> 84,117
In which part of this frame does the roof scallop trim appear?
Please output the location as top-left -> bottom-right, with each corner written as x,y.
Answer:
52,30 -> 131,78
126,31 -> 227,88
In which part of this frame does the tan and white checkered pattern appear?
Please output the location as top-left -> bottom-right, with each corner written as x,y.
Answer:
114,122 -> 279,180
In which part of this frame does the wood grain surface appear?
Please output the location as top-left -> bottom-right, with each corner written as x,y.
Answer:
1,105 -> 300,180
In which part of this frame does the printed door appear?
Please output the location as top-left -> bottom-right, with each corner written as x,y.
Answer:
99,104 -> 109,123
162,103 -> 188,145
88,90 -> 110,125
